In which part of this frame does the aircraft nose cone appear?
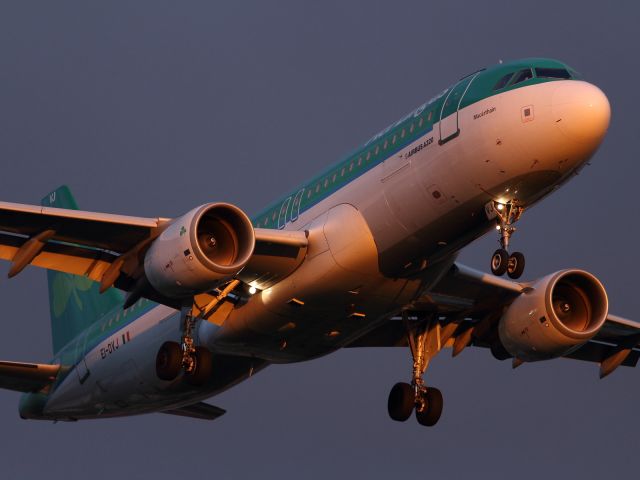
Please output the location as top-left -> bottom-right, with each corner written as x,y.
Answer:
552,81 -> 610,144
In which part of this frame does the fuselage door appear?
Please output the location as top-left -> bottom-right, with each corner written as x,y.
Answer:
75,331 -> 90,384
438,72 -> 480,144
290,189 -> 305,223
278,196 -> 292,229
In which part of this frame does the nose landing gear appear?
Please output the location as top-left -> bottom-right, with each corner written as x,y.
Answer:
387,314 -> 444,427
489,200 -> 525,279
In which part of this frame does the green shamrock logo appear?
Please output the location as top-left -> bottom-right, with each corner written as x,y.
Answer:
52,274 -> 94,318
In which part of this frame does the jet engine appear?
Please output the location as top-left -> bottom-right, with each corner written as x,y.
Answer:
498,270 -> 608,361
144,203 -> 255,298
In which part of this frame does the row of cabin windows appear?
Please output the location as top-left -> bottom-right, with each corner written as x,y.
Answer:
257,110 -> 435,227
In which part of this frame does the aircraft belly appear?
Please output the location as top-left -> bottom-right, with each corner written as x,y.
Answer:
212,204 -> 421,362
43,305 -> 264,419
43,307 -> 179,417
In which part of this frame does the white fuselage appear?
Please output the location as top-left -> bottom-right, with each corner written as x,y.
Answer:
40,80 -> 610,419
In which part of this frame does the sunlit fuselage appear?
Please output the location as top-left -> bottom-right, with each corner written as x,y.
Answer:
29,65 -> 611,420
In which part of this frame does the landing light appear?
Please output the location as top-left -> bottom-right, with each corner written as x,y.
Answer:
249,286 -> 257,295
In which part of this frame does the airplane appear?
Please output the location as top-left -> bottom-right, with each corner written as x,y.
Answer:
0,57 -> 634,428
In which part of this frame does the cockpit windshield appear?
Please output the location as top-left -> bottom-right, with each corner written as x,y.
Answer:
493,65 -> 572,92
511,68 -> 533,85
493,73 -> 513,91
493,68 -> 533,91
535,67 -> 572,79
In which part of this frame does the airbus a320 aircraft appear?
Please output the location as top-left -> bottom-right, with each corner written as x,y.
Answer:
0,57 -> 634,427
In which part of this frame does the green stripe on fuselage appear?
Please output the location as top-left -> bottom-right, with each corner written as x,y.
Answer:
49,298 -> 157,387
251,58 -> 577,227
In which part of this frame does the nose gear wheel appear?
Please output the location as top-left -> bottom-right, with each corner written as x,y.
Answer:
506,251 -> 525,279
490,200 -> 526,279
491,249 -> 509,276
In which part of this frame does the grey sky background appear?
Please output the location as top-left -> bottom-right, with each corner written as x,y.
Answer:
0,1 -> 638,479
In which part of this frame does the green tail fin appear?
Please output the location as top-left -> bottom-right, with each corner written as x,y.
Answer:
42,186 -> 125,354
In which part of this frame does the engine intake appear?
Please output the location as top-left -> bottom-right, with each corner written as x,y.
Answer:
498,270 -> 608,361
144,203 -> 255,298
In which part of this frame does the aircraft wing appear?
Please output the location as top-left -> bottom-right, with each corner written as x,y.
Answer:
347,263 -> 640,378
0,360 -> 60,393
0,201 -> 166,283
0,200 -> 308,305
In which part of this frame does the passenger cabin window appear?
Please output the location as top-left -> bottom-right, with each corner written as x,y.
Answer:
535,68 -> 571,79
493,73 -> 513,90
511,68 -> 533,86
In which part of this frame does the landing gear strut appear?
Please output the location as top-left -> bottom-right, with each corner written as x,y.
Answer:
490,200 -> 526,279
387,314 -> 444,427
155,307 -> 212,385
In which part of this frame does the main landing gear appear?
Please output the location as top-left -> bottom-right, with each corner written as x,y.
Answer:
387,315 -> 444,427
489,200 -> 525,279
156,308 -> 213,386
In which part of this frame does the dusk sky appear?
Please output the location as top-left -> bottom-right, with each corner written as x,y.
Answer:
0,2 -> 638,479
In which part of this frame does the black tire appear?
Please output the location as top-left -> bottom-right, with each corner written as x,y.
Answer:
156,341 -> 182,381
507,251 -> 525,279
185,347 -> 213,386
388,382 -> 414,422
415,387 -> 443,427
490,249 -> 509,276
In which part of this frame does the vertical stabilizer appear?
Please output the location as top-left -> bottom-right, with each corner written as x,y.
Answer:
41,186 -> 125,353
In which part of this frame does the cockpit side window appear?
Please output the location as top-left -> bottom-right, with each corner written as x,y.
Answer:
535,67 -> 572,79
511,68 -> 533,86
493,73 -> 513,91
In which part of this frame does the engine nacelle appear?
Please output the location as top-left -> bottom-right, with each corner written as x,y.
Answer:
498,270 -> 608,361
144,203 -> 255,298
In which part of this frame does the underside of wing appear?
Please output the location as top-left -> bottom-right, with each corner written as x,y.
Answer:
0,190 -> 168,295
0,201 -> 164,252
0,187 -> 309,311
347,262 -> 640,379
239,228 -> 308,290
